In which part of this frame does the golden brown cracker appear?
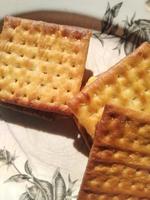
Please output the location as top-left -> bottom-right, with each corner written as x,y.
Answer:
0,16 -> 91,115
68,42 -> 150,136
77,104 -> 150,200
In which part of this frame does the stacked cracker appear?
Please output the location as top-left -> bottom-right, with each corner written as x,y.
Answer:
78,105 -> 150,199
68,40 -> 150,198
68,42 -> 150,138
0,16 -> 91,115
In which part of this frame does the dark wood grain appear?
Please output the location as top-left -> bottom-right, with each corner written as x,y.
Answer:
0,10 -> 102,32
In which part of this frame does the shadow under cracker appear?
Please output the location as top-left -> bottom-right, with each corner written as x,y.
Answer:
82,69 -> 93,88
0,104 -> 89,156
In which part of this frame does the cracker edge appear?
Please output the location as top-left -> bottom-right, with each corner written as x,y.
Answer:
3,16 -> 92,40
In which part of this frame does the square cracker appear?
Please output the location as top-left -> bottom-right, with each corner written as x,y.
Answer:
78,104 -> 150,200
0,16 -> 91,115
68,42 -> 150,136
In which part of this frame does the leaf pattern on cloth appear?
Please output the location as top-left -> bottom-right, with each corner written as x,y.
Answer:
1,148 -> 78,200
24,161 -> 33,176
52,169 -> 66,200
93,1 -> 150,55
101,2 -> 123,33
121,17 -> 150,54
0,149 -> 15,164
5,174 -> 30,183
19,192 -> 32,200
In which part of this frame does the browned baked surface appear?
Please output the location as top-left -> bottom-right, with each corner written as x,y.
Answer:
77,104 -> 150,200
0,16 -> 91,115
68,42 -> 150,135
